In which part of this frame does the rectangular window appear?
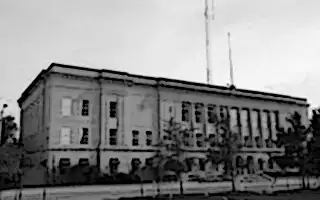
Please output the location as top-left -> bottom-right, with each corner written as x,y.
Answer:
194,103 -> 204,123
61,98 -> 72,116
165,102 -> 175,120
207,104 -> 216,124
196,133 -> 204,147
230,107 -> 240,134
251,110 -> 261,147
109,101 -> 117,118
132,130 -> 139,146
81,100 -> 90,116
241,109 -> 250,139
261,111 -> 270,143
182,102 -> 190,122
109,129 -> 117,146
146,131 -> 152,146
270,111 -> 279,142
58,158 -> 71,175
183,132 -> 191,147
60,127 -> 71,145
220,106 -> 229,120
80,127 -> 89,145
274,111 -> 280,130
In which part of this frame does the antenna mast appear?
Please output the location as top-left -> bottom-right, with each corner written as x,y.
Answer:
227,32 -> 235,87
204,0 -> 214,84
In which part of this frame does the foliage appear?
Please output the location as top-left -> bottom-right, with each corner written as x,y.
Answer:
206,114 -> 242,171
0,115 -> 18,146
0,142 -> 25,189
205,114 -> 242,191
151,116 -> 197,195
311,108 -> 320,135
273,112 -> 314,188
154,117 -> 190,171
276,112 -> 312,158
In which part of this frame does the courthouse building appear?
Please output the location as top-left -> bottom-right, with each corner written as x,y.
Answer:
18,63 -> 309,182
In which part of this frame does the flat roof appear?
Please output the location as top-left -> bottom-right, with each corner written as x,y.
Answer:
18,62 -> 308,106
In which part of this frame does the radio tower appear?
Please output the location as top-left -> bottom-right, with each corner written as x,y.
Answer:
204,0 -> 215,84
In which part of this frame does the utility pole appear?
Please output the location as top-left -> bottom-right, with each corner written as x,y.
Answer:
204,0 -> 215,84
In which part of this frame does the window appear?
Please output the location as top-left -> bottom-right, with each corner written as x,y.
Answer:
109,129 -> 117,145
80,128 -> 89,145
131,158 -> 141,174
196,133 -> 204,147
146,131 -> 152,146
207,104 -> 216,123
230,107 -> 240,134
251,110 -> 261,147
60,127 -> 71,145
109,101 -> 117,118
194,103 -> 204,123
182,102 -> 190,122
109,158 -> 120,174
78,158 -> 90,167
270,111 -> 279,142
132,130 -> 139,146
241,109 -> 250,137
220,106 -> 229,119
268,159 -> 273,169
261,111 -> 270,144
58,158 -> 71,175
61,98 -> 72,116
81,100 -> 90,116
145,158 -> 153,167
208,134 -> 216,147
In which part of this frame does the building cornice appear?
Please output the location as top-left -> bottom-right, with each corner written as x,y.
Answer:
17,62 -> 309,107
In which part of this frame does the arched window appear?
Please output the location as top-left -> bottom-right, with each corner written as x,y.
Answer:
258,158 -> 264,171
246,156 -> 254,174
235,156 -> 244,175
268,158 -> 273,169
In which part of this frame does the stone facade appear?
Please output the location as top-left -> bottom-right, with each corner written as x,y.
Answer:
18,63 -> 309,184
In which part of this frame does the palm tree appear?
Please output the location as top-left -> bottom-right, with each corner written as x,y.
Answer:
206,115 -> 242,192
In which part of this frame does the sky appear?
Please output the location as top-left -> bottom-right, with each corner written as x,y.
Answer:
1,0 -> 320,122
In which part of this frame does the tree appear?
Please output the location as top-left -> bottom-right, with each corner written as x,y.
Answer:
152,116 -> 193,196
275,111 -> 313,188
0,142 -> 25,189
0,131 -> 38,190
0,115 -> 18,146
311,108 -> 320,136
206,114 -> 242,192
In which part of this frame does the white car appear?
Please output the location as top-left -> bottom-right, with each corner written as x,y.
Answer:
234,174 -> 274,194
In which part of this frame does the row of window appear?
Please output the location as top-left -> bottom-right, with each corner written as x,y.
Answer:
61,98 -> 118,118
109,129 -> 153,146
175,102 -> 282,148
59,126 -> 153,147
56,156 -> 273,175
60,127 -> 89,145
181,102 -> 280,133
61,98 -> 90,117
